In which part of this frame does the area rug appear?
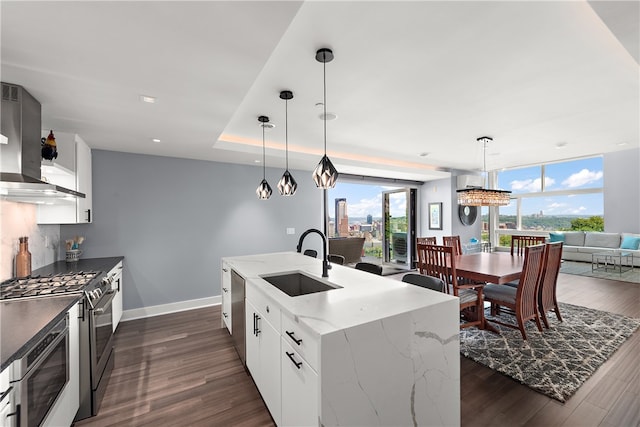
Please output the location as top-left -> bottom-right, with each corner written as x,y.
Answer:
459,303 -> 640,402
560,260 -> 640,283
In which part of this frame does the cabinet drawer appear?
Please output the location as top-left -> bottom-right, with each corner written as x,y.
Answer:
281,312 -> 318,371
246,283 -> 280,331
281,339 -> 318,427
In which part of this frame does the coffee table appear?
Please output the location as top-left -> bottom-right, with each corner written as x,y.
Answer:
592,251 -> 634,275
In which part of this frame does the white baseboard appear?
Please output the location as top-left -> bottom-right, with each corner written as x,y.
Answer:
121,296 -> 221,322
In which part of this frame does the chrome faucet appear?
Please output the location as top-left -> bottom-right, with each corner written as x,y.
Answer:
296,228 -> 330,277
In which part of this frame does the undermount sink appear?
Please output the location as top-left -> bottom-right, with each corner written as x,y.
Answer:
260,271 -> 342,297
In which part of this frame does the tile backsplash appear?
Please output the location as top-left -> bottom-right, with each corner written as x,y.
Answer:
0,200 -> 61,281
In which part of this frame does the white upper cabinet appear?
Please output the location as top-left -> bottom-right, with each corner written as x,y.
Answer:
75,135 -> 92,223
37,131 -> 92,224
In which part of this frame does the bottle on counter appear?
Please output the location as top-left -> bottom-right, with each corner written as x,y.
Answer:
16,236 -> 32,278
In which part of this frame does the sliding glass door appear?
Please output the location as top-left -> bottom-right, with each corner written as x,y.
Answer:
382,188 -> 416,267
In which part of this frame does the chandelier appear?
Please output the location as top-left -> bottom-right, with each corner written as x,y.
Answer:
457,136 -> 511,207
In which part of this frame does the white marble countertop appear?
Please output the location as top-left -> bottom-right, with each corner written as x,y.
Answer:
223,252 -> 457,336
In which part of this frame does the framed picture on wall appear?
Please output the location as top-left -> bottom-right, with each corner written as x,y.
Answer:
428,202 -> 443,230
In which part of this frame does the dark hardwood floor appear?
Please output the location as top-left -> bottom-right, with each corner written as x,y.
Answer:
75,272 -> 639,427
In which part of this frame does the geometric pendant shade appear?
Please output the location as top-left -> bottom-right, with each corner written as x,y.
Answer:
256,115 -> 273,200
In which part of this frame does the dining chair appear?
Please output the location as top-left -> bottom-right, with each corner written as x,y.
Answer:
511,235 -> 546,256
401,273 -> 445,292
328,254 -> 345,265
416,236 -> 437,245
355,262 -> 383,275
538,242 -> 564,328
303,249 -> 318,258
443,236 -> 463,256
417,243 -> 485,329
483,244 -> 545,340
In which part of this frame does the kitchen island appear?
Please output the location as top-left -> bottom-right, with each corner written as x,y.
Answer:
222,252 -> 460,427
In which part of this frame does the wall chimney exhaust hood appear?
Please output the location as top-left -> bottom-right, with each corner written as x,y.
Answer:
1,82 -> 85,203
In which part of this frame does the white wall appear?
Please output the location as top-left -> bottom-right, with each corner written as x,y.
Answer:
62,150 -> 323,311
0,200 -> 60,280
604,148 -> 640,233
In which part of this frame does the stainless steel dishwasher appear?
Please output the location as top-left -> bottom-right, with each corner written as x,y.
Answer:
231,269 -> 246,366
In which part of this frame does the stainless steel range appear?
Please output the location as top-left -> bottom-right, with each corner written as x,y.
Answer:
0,271 -> 99,299
1,270 -> 116,423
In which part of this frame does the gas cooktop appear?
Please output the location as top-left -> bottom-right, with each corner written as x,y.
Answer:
0,271 -> 101,300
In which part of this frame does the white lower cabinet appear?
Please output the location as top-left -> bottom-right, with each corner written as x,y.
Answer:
245,299 -> 281,425
0,365 -> 14,427
42,302 -> 79,427
111,261 -> 124,332
221,262 -> 231,332
245,288 -> 320,427
281,340 -> 318,427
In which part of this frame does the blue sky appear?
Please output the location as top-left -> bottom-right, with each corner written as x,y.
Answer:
329,157 -> 604,220
497,156 -> 604,216
328,183 -> 405,219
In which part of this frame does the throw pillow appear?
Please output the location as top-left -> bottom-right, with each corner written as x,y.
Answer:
549,232 -> 565,243
620,236 -> 640,250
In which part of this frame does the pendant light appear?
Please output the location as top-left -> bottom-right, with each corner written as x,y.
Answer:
456,136 -> 511,206
256,115 -> 273,200
277,90 -> 297,196
312,48 -> 339,189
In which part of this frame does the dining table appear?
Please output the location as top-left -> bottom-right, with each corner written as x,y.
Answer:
455,251 -> 525,284
454,251 -> 526,333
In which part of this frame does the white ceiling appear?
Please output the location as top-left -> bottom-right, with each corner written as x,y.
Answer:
1,1 -> 638,182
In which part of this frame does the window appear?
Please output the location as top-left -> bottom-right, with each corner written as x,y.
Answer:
328,181 -> 414,262
495,157 -> 604,246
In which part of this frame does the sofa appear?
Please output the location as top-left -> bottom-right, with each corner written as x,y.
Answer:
328,237 -> 365,264
549,231 -> 640,267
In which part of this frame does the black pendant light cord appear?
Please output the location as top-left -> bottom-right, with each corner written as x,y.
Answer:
262,124 -> 266,179
285,98 -> 289,170
323,53 -> 327,156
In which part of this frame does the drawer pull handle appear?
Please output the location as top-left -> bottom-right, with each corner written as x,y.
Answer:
286,351 -> 302,369
254,313 -> 261,336
286,330 -> 303,345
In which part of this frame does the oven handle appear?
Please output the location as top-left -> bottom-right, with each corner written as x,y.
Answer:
93,290 -> 116,315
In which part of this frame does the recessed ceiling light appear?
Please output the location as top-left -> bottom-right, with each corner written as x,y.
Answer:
419,152 -> 429,157
259,122 -> 275,130
152,138 -> 161,143
617,142 -> 628,146
555,142 -> 568,149
254,159 -> 261,163
140,95 -> 156,104
319,112 -> 338,121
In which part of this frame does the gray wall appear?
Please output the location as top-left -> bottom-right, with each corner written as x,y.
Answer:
604,148 -> 640,234
418,177 -> 481,246
62,150 -> 322,311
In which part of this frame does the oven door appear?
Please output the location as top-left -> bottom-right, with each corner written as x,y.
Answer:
90,290 -> 116,391
18,317 -> 69,427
